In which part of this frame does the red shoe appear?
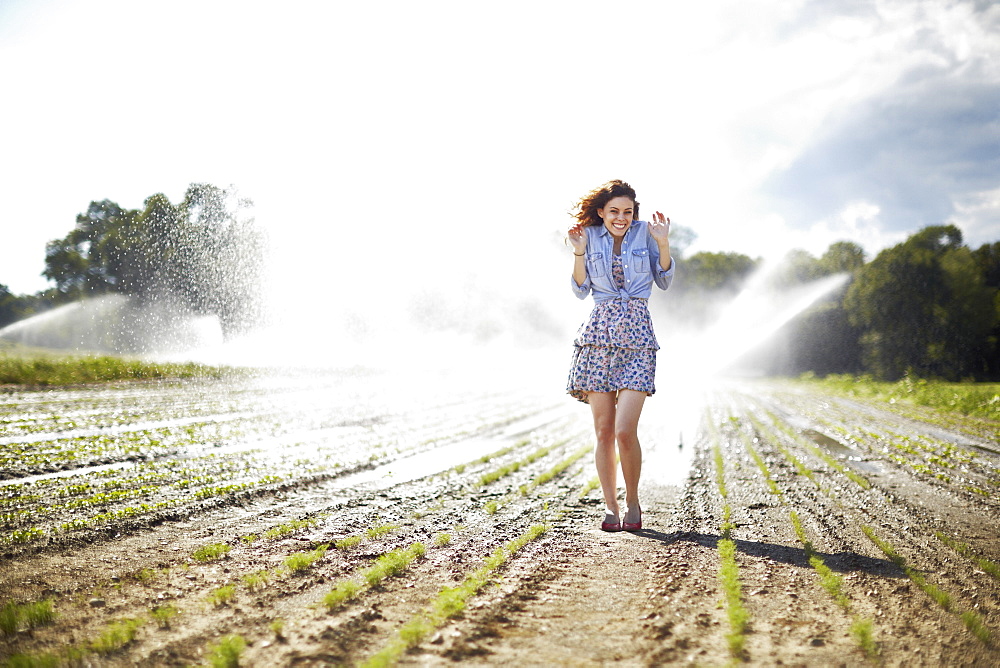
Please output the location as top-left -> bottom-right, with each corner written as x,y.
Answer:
601,520 -> 622,532
623,507 -> 642,531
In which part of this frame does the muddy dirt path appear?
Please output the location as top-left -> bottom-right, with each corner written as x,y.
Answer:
1,374 -> 998,666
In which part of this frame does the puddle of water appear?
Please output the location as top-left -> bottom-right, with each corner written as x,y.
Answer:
329,437 -> 510,491
0,461 -> 132,487
802,428 -> 881,473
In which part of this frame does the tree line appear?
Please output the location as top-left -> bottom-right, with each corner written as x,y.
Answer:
660,225 -> 1000,381
1,191 -> 997,380
0,183 -> 266,338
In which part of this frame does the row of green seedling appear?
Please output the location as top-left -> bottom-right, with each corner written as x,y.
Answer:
201,520 -> 401,609
792,391 -> 995,489
322,541 -> 429,610
763,414 -> 871,490
360,523 -> 549,668
1,473 -> 287,545
737,423 -> 879,661
862,526 -> 993,645
485,443 -> 590,515
757,409 -> 992,650
828,420 -> 997,498
2,604 -> 183,667
706,418 -> 748,660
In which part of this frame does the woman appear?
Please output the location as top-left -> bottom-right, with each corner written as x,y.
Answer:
566,180 -> 673,532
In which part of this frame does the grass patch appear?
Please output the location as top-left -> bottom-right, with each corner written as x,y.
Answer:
850,617 -> 878,658
366,524 -> 398,540
241,569 -> 273,591
712,439 -> 728,499
335,535 -> 363,550
205,634 -> 247,668
323,578 -> 364,609
752,414 -> 822,488
708,422 -> 749,660
3,653 -> 61,667
789,512 -> 850,609
803,375 -> 1000,421
191,543 -> 231,563
0,344 -> 241,386
149,604 -> 179,628
207,584 -> 237,607
3,527 -> 46,545
475,438 -> 575,488
284,544 -> 328,573
90,617 -> 145,655
335,523 -> 398,551
0,599 -> 55,635
362,543 -> 426,587
262,517 -> 317,540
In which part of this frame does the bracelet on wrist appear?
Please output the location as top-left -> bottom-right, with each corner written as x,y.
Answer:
574,252 -> 585,256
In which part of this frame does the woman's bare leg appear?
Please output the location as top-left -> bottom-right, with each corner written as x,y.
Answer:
615,389 -> 646,525
588,392 -> 619,523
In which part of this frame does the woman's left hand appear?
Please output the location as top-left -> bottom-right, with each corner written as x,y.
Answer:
649,211 -> 671,241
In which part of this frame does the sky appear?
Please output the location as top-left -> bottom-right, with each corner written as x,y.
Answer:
1,0 -> 999,300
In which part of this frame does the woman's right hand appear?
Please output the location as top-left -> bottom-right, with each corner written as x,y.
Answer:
567,224 -> 588,256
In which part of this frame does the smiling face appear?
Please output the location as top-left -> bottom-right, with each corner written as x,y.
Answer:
598,196 -> 635,238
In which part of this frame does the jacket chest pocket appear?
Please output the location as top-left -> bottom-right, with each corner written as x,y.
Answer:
631,248 -> 651,273
587,251 -> 606,278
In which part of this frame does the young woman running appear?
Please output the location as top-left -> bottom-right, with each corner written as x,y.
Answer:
566,179 -> 673,531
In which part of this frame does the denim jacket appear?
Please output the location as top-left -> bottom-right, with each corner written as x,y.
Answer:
571,220 -> 674,302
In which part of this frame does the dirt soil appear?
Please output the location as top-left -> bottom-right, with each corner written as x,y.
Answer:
1,376 -> 999,666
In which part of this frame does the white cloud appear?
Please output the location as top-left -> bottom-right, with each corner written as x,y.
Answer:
0,0 -> 997,299
953,186 -> 1000,249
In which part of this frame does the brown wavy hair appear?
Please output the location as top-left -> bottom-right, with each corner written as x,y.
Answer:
573,180 -> 640,227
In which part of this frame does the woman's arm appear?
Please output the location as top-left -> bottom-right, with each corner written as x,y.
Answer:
568,223 -> 588,288
649,211 -> 672,271
649,212 -> 674,290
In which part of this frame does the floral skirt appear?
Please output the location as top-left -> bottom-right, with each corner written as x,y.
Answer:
566,298 -> 658,404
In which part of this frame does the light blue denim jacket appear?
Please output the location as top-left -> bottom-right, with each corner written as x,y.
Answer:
571,220 -> 674,302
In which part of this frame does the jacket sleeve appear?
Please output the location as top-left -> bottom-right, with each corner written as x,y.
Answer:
571,271 -> 592,299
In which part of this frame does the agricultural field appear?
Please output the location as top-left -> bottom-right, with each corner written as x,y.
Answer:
0,369 -> 998,666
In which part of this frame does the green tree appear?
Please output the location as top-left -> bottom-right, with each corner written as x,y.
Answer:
679,251 -> 758,291
775,242 -> 866,376
41,184 -> 266,337
818,241 -> 865,275
0,284 -> 30,328
972,242 -> 1000,377
43,200 -> 135,303
662,251 -> 759,328
844,225 -> 997,380
772,249 -> 821,288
